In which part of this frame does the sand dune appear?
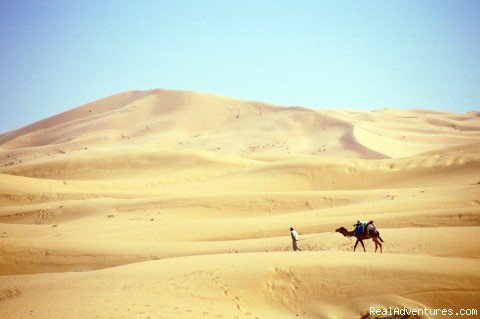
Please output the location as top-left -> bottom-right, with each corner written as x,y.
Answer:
1,253 -> 479,319
1,89 -> 479,318
3,89 -> 477,160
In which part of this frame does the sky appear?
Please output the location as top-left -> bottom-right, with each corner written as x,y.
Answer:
1,0 -> 479,133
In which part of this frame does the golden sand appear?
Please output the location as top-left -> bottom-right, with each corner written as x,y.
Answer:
1,89 -> 479,318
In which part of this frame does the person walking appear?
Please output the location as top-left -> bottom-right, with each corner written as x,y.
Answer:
290,226 -> 301,251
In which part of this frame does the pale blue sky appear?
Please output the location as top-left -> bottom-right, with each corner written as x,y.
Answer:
1,1 -> 479,133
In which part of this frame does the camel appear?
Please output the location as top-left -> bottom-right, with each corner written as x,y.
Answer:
335,226 -> 384,253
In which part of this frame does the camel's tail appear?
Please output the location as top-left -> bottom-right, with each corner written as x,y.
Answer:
377,231 -> 384,243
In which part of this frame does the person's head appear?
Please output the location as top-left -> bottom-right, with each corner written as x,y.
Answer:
290,226 -> 294,231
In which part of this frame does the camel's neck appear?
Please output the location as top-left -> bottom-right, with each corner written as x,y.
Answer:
344,230 -> 355,237
340,229 -> 355,237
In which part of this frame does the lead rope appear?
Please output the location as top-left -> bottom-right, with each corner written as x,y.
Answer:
297,234 -> 324,242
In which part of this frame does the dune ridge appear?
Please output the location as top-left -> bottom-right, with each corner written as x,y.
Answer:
1,89 -> 479,318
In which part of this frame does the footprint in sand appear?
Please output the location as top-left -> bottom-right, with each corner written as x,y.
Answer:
35,209 -> 55,224
0,288 -> 21,302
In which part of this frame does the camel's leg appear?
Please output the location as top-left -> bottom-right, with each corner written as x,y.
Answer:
359,240 -> 366,252
373,237 -> 382,253
354,239 -> 359,252
373,238 -> 378,253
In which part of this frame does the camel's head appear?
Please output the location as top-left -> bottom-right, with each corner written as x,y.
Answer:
335,227 -> 348,236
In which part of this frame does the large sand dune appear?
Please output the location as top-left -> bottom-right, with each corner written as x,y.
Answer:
1,89 -> 479,318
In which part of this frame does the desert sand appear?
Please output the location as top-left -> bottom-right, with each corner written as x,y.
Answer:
0,89 -> 479,318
